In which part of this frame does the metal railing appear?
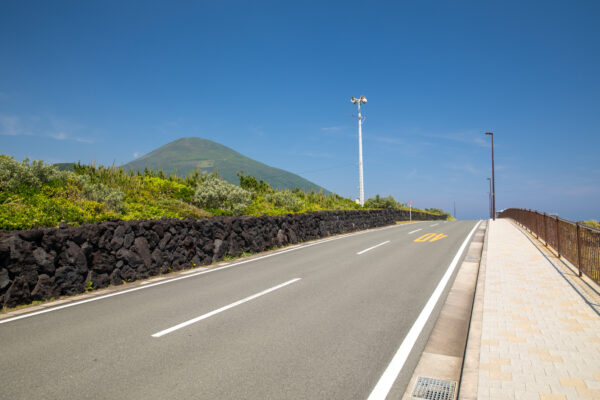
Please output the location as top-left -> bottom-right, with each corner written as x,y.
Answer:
498,208 -> 600,286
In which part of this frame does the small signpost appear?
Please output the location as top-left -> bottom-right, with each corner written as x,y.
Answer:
409,201 -> 413,221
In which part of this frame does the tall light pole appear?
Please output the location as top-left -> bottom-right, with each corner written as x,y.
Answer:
351,95 -> 367,206
487,177 -> 492,219
485,132 -> 495,220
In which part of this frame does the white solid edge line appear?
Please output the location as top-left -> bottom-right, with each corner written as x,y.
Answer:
357,240 -> 391,255
408,229 -> 422,235
0,222 -> 414,325
152,278 -> 301,338
366,220 -> 481,400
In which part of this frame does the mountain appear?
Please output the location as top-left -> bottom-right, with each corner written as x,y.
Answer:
122,137 -> 329,192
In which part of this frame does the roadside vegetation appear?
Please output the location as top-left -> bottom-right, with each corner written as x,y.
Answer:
581,220 -> 600,230
0,156 -> 449,230
363,194 -> 452,219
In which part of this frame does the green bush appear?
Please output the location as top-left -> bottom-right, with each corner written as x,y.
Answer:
0,155 -> 68,192
74,174 -> 125,213
364,194 -> 398,209
265,190 -> 302,212
193,174 -> 251,215
238,171 -> 271,193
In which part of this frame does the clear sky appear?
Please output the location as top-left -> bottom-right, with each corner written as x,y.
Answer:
1,1 -> 599,221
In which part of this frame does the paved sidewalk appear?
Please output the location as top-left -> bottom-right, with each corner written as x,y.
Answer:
473,219 -> 600,400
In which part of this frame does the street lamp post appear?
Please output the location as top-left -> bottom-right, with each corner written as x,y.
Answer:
485,132 -> 495,220
487,177 -> 492,219
351,95 -> 367,206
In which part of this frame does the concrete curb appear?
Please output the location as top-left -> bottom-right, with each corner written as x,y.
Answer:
458,219 -> 489,399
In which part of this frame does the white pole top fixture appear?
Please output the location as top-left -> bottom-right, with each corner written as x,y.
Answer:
351,95 -> 367,104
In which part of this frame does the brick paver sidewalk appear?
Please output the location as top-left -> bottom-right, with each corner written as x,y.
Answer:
477,219 -> 600,400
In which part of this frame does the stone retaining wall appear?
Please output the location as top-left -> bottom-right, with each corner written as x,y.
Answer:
0,209 -> 442,308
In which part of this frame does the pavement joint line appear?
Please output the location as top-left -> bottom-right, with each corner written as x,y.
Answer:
357,240 -> 391,255
151,278 -> 301,338
367,220 -> 482,400
408,229 -> 423,235
0,219 -> 442,325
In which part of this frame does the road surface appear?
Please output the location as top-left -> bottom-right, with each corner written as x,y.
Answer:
0,219 -> 480,399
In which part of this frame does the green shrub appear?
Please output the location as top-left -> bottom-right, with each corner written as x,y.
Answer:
141,176 -> 195,202
193,175 -> 251,215
237,171 -> 271,193
0,155 -> 67,192
30,159 -> 70,184
265,190 -> 302,212
74,175 -> 125,213
364,194 -> 398,209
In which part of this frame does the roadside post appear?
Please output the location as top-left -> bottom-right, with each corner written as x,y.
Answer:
409,201 -> 413,221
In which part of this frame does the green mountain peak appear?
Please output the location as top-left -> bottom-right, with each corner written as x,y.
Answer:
122,137 -> 328,192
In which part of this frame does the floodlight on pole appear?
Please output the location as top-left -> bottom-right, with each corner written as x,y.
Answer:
351,95 -> 367,205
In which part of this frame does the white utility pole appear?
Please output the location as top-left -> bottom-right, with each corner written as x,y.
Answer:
351,95 -> 367,206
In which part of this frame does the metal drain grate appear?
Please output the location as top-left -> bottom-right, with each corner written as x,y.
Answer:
412,376 -> 457,400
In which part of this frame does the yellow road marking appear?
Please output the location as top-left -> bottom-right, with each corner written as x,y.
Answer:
415,233 -> 436,242
430,233 -> 448,242
414,233 -> 448,243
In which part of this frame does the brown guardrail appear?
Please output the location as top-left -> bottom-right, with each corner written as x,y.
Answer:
498,208 -> 600,286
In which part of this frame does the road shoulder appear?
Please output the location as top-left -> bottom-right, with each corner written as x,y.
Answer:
401,220 -> 488,400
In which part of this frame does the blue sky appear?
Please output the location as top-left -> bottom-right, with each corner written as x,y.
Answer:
1,1 -> 599,220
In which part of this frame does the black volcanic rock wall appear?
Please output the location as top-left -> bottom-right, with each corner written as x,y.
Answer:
0,210 -> 443,308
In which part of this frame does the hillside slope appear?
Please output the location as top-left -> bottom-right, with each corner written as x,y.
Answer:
122,137 -> 327,192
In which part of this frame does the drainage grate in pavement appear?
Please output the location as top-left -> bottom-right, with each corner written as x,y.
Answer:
412,376 -> 457,400
464,255 -> 480,262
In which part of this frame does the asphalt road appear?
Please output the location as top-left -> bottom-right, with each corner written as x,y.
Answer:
0,220 -> 480,400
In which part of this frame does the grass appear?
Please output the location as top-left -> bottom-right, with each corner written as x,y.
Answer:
222,251 -> 255,262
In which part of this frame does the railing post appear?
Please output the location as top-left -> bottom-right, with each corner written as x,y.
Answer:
543,213 -> 548,246
576,223 -> 583,277
555,216 -> 561,258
